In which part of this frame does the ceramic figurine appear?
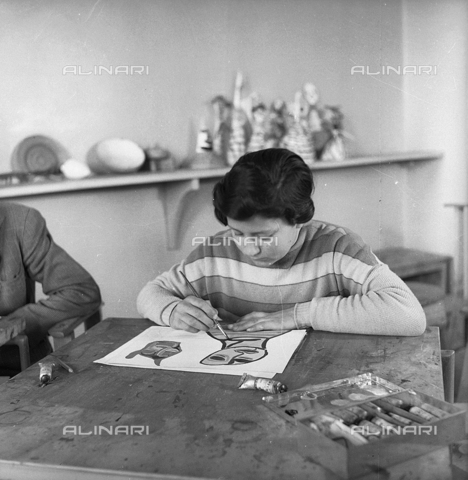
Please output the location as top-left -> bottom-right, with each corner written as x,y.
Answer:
228,110 -> 248,166
192,120 -> 226,169
320,106 -> 350,162
144,144 -> 174,171
321,132 -> 346,162
211,95 -> 231,164
227,72 -> 250,166
242,91 -> 262,124
302,82 -> 322,133
192,121 -> 213,169
265,99 -> 288,148
247,102 -> 267,152
281,91 -> 315,167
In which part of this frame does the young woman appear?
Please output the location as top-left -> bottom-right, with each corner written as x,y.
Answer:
137,148 -> 425,337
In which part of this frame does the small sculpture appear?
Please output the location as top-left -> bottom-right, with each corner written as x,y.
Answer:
211,95 -> 231,163
205,77 -> 350,164
192,121 -> 213,169
320,105 -> 350,162
241,91 -> 262,124
265,99 -> 287,148
144,144 -> 174,171
227,72 -> 250,166
281,91 -> 315,167
302,82 -> 322,133
247,102 -> 267,152
192,119 -> 226,169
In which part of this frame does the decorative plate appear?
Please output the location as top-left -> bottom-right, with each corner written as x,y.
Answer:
11,135 -> 71,174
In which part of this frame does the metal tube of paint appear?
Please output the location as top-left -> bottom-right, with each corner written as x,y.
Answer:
419,403 -> 447,419
39,362 -> 54,385
358,419 -> 382,440
381,397 -> 406,408
372,416 -> 399,434
238,373 -> 287,394
409,406 -> 436,422
388,412 -> 415,425
332,409 -> 359,425
345,405 -> 369,420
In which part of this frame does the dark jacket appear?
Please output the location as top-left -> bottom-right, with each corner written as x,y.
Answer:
0,202 -> 101,346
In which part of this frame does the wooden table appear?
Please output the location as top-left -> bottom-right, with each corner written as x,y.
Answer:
0,318 -> 451,480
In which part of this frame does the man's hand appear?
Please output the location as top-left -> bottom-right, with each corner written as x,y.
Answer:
225,307 -> 298,332
169,296 -> 218,333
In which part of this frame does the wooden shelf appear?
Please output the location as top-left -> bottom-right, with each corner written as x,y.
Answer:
309,150 -> 442,170
0,150 -> 442,200
0,150 -> 442,249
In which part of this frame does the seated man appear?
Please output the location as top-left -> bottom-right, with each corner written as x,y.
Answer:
137,148 -> 426,336
0,202 -> 101,376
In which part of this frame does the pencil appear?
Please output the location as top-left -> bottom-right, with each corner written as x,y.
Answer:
179,271 -> 229,339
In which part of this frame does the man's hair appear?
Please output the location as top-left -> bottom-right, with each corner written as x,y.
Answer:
213,148 -> 315,226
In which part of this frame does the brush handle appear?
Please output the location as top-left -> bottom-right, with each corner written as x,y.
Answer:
372,399 -> 426,424
360,403 -> 407,427
180,271 -> 229,339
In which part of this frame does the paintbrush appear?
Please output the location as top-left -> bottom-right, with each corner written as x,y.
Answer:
179,271 -> 229,339
51,355 -> 74,373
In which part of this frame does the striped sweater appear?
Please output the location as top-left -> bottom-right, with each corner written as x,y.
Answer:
137,220 -> 426,336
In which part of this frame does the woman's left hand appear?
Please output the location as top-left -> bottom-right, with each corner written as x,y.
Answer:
225,307 -> 298,332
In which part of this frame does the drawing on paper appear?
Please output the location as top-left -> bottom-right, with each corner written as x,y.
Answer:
95,326 -> 307,377
200,330 -> 285,366
125,340 -> 182,366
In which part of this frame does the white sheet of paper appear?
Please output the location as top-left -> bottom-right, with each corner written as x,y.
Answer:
94,326 -> 307,378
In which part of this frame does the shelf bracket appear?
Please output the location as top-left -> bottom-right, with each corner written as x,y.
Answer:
159,178 -> 200,250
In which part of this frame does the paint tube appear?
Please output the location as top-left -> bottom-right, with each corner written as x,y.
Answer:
39,362 -> 54,385
345,406 -> 369,420
332,409 -> 359,425
358,419 -> 382,440
409,406 -> 436,422
372,417 -> 398,430
419,403 -> 447,419
388,412 -> 414,425
382,397 -> 406,408
238,373 -> 287,394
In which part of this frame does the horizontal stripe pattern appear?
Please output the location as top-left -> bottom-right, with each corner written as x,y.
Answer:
137,219 -> 426,336
185,251 -> 373,288
179,221 -> 378,317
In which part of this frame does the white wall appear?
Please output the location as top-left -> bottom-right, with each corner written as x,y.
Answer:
0,0 -> 466,318
0,0 -> 408,165
402,0 -> 468,273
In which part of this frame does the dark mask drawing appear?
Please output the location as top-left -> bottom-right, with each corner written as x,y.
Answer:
200,330 -> 285,366
126,341 -> 182,366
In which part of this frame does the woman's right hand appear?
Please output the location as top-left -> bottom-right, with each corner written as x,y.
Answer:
169,296 -> 218,333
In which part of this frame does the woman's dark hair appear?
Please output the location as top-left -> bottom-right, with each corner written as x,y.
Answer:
213,148 -> 315,226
